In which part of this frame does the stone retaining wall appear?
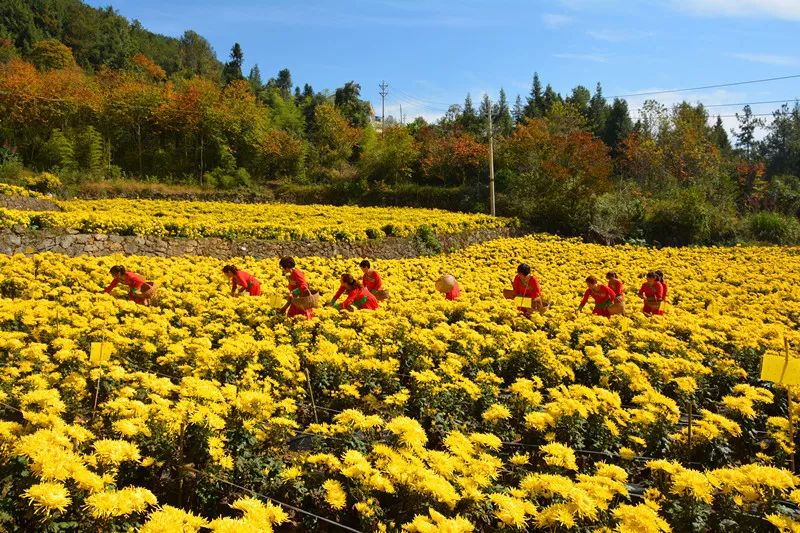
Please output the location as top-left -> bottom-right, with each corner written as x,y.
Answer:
0,226 -> 521,259
0,196 -> 61,211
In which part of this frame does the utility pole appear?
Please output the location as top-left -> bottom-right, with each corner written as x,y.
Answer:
399,103 -> 404,125
379,81 -> 388,132
488,97 -> 496,216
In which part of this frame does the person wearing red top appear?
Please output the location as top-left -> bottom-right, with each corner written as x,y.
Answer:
655,270 -> 668,303
638,271 -> 664,315
445,280 -> 460,300
578,276 -> 618,318
332,274 -> 379,311
435,274 -> 460,300
606,272 -> 624,299
605,271 -> 626,315
359,260 -> 382,294
104,265 -> 155,305
513,263 -> 543,315
279,257 -> 314,319
222,265 -> 261,297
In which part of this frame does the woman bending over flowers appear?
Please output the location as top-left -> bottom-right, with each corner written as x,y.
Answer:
330,274 -> 379,311
638,271 -> 664,315
279,256 -> 313,319
655,270 -> 668,302
578,276 -> 618,318
104,265 -> 156,305
513,263 -> 543,315
606,271 -> 624,301
435,274 -> 460,300
222,265 -> 261,297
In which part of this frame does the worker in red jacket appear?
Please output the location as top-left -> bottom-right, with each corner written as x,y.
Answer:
331,273 -> 379,311
606,272 -> 624,300
222,265 -> 261,297
359,260 -> 382,295
655,270 -> 668,302
638,271 -> 664,315
578,276 -> 618,318
104,265 -> 155,305
605,271 -> 626,315
279,256 -> 313,319
513,263 -> 543,315
435,274 -> 460,300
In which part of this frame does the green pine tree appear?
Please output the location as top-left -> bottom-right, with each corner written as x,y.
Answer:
222,42 -> 244,84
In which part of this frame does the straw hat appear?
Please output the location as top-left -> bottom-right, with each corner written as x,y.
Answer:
435,274 -> 456,293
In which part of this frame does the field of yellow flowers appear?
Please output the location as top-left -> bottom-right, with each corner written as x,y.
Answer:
1,234 -> 799,531
0,198 -> 512,242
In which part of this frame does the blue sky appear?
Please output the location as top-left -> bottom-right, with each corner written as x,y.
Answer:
86,0 -> 800,131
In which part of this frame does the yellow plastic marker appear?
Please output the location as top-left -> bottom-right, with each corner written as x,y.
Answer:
89,342 -> 114,367
760,338 -> 797,472
514,296 -> 533,309
266,293 -> 286,308
761,349 -> 800,385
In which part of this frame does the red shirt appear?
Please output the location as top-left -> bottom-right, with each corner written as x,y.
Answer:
232,270 -> 259,291
362,270 -> 382,291
445,280 -> 460,301
608,278 -> 624,297
513,274 -> 541,299
580,285 -> 616,307
332,284 -> 347,302
105,271 -> 145,293
341,286 -> 379,310
288,268 -> 309,294
638,282 -> 663,301
333,271 -> 383,302
658,281 -> 668,299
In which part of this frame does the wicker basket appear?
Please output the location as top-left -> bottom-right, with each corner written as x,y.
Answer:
292,290 -> 321,310
502,289 -> 516,300
374,289 -> 390,301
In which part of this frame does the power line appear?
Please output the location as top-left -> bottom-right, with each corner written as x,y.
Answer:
608,73 -> 800,99
703,98 -> 799,108
392,88 -> 452,107
385,96 -> 449,115
387,94 -> 450,113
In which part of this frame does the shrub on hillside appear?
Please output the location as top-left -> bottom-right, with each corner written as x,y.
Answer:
23,172 -> 61,194
0,155 -> 24,184
763,175 -> 800,217
743,211 -> 800,245
203,167 -> 252,190
589,189 -> 645,244
644,187 -> 737,246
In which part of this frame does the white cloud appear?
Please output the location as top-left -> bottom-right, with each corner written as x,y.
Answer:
730,52 -> 800,66
674,0 -> 800,20
553,53 -> 609,63
542,13 -> 572,29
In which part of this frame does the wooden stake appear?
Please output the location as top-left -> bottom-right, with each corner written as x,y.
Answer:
304,368 -> 318,424
787,337 -> 796,473
91,332 -> 106,421
687,399 -> 693,453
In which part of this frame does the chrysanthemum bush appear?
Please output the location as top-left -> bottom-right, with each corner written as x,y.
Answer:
0,198 -> 512,242
0,235 -> 799,531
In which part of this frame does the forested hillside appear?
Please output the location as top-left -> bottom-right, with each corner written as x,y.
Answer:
0,0 -> 221,76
